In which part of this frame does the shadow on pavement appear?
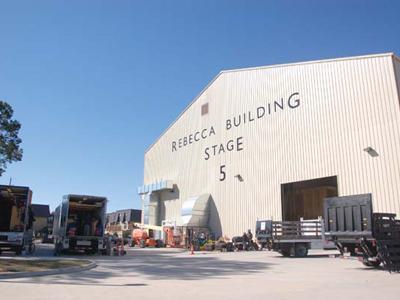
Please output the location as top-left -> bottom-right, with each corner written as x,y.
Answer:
106,252 -> 273,280
273,254 -> 336,259
0,249 -> 273,286
0,280 -> 148,287
351,266 -> 400,273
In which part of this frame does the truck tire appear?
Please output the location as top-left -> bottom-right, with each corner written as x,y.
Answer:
295,244 -> 308,257
280,249 -> 291,257
362,258 -> 381,267
155,240 -> 165,248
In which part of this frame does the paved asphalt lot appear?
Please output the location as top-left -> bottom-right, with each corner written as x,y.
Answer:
1,244 -> 399,300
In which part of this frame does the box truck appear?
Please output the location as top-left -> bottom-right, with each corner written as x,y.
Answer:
0,185 -> 34,255
53,194 -> 107,255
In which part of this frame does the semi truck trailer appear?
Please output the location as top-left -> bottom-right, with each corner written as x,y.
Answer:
0,185 -> 34,255
53,194 -> 107,255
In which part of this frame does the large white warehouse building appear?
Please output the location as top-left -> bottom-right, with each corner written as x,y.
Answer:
139,53 -> 400,238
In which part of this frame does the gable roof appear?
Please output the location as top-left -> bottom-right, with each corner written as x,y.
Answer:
145,52 -> 397,154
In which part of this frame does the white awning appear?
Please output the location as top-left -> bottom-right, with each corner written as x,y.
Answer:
181,194 -> 210,227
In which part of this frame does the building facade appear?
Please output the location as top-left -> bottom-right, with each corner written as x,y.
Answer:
106,209 -> 142,236
31,204 -> 50,233
139,53 -> 400,238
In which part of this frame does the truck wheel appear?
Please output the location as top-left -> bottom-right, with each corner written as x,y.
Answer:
362,258 -> 381,267
155,240 -> 164,248
280,249 -> 291,257
295,244 -> 308,257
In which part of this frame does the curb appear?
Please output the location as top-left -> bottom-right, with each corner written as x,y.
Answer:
0,260 -> 96,279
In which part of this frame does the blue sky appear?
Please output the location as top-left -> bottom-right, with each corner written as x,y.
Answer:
0,0 -> 399,212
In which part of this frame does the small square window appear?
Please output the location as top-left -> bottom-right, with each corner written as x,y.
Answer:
201,103 -> 209,116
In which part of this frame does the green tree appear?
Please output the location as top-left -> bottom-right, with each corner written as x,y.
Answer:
0,101 -> 23,176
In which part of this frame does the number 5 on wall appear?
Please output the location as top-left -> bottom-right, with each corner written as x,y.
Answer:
220,165 -> 226,181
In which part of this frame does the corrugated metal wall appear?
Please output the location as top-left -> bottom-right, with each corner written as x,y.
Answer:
393,56 -> 400,107
143,53 -> 400,237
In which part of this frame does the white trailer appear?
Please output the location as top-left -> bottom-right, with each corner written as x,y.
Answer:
0,185 -> 34,255
53,194 -> 107,255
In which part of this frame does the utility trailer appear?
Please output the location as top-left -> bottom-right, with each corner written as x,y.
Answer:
256,218 -> 335,257
53,194 -> 107,255
0,185 -> 34,255
324,194 -> 400,271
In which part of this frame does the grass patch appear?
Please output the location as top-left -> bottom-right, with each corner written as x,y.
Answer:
0,259 -> 90,273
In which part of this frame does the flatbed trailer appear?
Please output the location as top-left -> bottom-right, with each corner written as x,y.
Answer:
324,194 -> 400,271
256,218 -> 335,257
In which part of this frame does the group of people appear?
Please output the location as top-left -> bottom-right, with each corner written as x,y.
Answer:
242,229 -> 256,251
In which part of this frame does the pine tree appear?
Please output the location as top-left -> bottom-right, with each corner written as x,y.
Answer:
0,101 -> 23,176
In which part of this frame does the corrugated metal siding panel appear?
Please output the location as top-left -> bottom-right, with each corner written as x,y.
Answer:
144,54 -> 400,237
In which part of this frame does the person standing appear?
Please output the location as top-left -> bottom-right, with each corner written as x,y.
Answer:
246,229 -> 254,250
242,232 -> 249,251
